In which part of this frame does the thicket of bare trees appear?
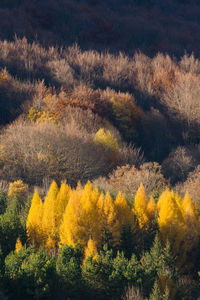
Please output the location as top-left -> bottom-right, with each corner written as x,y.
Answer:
0,37 -> 199,195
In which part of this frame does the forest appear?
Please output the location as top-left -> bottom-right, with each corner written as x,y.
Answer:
0,0 -> 200,299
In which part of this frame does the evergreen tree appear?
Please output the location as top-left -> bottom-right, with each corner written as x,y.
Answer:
141,235 -> 178,296
149,280 -> 162,300
82,245 -> 114,299
56,244 -> 83,299
4,246 -> 56,300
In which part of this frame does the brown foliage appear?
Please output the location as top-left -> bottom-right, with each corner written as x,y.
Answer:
0,116 -> 141,186
94,162 -> 167,202
176,165 -> 200,204
162,145 -> 200,184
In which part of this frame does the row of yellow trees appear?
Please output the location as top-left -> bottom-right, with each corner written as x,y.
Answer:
26,181 -> 200,266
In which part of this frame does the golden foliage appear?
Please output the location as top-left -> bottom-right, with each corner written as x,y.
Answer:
42,180 -> 59,249
110,95 -> 144,140
84,238 -> 98,261
60,182 -> 102,248
158,189 -> 186,265
8,180 -> 28,199
25,179 -> 200,274
55,181 -> 71,228
94,128 -> 119,151
98,192 -> 121,246
15,238 -> 22,253
132,183 -> 149,228
115,191 -> 135,232
26,190 -> 44,247
146,196 -> 156,221
59,188 -> 83,247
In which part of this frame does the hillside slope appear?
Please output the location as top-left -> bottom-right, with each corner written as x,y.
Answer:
0,0 -> 200,57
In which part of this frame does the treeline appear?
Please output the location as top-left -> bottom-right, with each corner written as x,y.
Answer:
0,180 -> 199,299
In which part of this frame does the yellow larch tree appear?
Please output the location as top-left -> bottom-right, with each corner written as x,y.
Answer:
158,190 -> 186,261
79,181 -> 102,247
146,196 -> 156,221
8,180 -> 28,199
98,192 -> 120,247
55,181 -> 71,228
157,188 -> 170,212
59,189 -> 83,247
15,238 -> 22,253
94,128 -> 119,151
59,182 -> 102,249
42,180 -> 59,249
181,191 -> 200,269
84,238 -> 98,261
115,191 -> 135,233
26,190 -> 44,247
171,190 -> 183,213
132,183 -> 149,228
182,191 -> 198,222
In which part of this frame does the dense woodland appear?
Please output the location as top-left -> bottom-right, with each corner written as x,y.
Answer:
0,0 -> 200,299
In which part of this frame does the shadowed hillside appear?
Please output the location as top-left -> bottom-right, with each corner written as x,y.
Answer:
0,0 -> 200,57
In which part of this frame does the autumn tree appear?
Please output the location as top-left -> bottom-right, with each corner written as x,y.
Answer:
59,188 -> 83,247
42,181 -> 59,249
146,196 -> 156,222
84,238 -> 98,261
8,180 -> 28,199
132,183 -> 149,229
60,182 -> 102,249
55,181 -> 71,228
26,190 -> 44,247
15,238 -> 22,253
180,191 -> 200,270
98,192 -> 121,247
115,191 -> 134,235
157,189 -> 186,266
